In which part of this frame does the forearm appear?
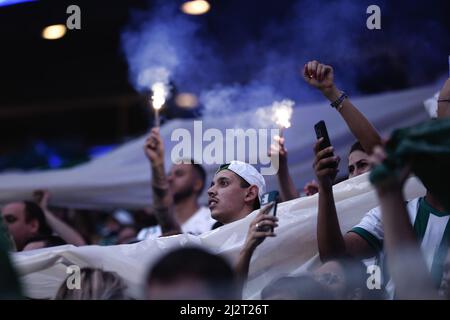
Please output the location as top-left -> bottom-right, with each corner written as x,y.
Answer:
323,86 -> 381,154
151,164 -> 181,234
317,185 -> 346,262
151,161 -> 169,194
235,248 -> 253,283
378,190 -> 439,299
153,204 -> 181,234
43,210 -> 86,246
277,164 -> 299,201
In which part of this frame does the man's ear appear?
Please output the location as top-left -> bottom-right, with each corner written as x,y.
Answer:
193,178 -> 203,195
244,185 -> 258,206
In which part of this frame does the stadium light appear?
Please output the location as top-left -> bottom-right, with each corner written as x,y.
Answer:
181,0 -> 210,15
175,93 -> 198,109
0,0 -> 36,8
41,24 -> 66,40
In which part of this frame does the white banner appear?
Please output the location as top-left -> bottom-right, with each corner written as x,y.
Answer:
12,173 -> 426,299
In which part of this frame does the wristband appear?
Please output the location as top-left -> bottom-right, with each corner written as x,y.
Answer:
330,92 -> 348,111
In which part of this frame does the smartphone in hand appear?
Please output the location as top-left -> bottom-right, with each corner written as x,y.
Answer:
259,191 -> 279,232
314,120 -> 337,168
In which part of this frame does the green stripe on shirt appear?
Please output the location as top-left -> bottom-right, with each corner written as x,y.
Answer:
350,227 -> 383,253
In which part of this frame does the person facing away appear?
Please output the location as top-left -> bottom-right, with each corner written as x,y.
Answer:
55,268 -> 128,300
146,247 -> 240,300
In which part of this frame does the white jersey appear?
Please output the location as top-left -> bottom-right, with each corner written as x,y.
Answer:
351,196 -> 450,297
137,206 -> 216,241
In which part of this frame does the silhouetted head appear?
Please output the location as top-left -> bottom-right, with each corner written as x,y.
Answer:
146,247 -> 239,300
55,268 -> 128,300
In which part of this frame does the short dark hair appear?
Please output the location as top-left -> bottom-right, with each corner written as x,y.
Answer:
349,141 -> 366,155
146,247 -> 239,299
179,159 -> 207,196
190,160 -> 207,196
23,201 -> 52,236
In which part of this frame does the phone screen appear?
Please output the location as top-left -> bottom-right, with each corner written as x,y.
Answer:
260,191 -> 279,217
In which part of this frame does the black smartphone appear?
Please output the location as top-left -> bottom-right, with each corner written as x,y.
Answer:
314,120 -> 333,151
259,191 -> 279,232
314,120 -> 337,168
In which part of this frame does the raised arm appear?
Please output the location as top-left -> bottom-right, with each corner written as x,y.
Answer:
303,60 -> 382,154
144,128 -> 182,235
370,146 -> 440,299
313,140 -> 376,262
269,136 -> 299,202
313,139 -> 346,261
33,190 -> 86,246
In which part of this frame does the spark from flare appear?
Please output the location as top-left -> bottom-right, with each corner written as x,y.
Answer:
151,82 -> 169,111
151,81 -> 170,127
271,99 -> 294,129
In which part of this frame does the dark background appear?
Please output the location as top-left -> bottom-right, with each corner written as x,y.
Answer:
1,0 -> 449,170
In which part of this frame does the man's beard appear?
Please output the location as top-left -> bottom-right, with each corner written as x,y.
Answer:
173,185 -> 195,203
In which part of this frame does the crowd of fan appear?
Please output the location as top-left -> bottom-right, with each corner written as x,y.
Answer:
1,61 -> 450,300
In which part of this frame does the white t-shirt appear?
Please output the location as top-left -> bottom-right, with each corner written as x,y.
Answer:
137,206 -> 216,241
351,196 -> 450,297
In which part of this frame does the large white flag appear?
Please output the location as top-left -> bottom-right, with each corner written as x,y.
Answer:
12,173 -> 426,299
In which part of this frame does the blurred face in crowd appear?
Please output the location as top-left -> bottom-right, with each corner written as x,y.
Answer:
1,202 -> 39,251
207,170 -> 257,224
312,260 -> 348,299
147,276 -> 215,300
167,164 -> 203,203
261,258 -> 374,300
312,259 -> 372,300
348,150 -> 371,178
260,275 -> 333,300
116,227 -> 137,245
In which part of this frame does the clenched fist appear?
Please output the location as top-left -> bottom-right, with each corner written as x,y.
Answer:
144,127 -> 164,167
302,60 -> 337,97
